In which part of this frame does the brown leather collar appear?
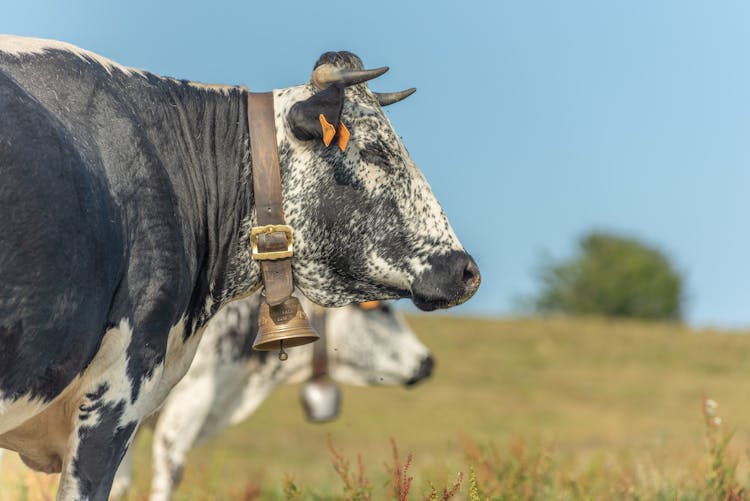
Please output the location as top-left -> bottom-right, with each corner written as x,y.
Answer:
246,92 -> 294,305
309,306 -> 329,377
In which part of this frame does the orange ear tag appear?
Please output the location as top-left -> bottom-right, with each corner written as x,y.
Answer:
319,114 -> 336,147
336,122 -> 350,152
358,300 -> 381,310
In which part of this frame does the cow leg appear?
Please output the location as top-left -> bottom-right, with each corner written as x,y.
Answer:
109,446 -> 134,501
149,376 -> 215,501
53,319 -> 162,501
53,297 -> 200,500
56,388 -> 139,501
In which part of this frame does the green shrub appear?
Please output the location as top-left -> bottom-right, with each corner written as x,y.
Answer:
533,231 -> 684,320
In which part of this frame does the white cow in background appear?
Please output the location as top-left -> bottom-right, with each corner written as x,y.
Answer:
110,294 -> 434,501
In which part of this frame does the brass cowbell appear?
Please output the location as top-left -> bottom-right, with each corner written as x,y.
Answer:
253,296 -> 320,358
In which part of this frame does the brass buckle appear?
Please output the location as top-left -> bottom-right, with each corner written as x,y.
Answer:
250,224 -> 294,260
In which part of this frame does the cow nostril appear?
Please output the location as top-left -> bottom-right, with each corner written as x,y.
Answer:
462,257 -> 481,291
423,355 -> 435,377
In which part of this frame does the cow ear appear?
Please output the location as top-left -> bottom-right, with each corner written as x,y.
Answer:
287,84 -> 345,142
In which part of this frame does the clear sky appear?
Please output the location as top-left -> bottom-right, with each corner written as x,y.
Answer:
3,1 -> 749,328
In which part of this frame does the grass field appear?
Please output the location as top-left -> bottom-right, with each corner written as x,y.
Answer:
3,315 -> 750,499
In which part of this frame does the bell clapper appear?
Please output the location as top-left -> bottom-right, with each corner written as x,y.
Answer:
278,340 -> 289,361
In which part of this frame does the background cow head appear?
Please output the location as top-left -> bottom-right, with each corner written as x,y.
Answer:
273,51 -> 480,311
325,301 -> 434,387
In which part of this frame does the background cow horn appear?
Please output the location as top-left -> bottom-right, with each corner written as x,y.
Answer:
313,64 -> 389,89
376,88 -> 417,106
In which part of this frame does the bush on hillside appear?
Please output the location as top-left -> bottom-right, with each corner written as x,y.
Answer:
533,231 -> 684,320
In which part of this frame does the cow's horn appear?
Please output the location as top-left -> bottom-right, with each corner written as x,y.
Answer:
312,64 -> 388,89
375,88 -> 417,106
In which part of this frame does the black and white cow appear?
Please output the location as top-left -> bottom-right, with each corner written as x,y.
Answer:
0,35 -> 479,499
108,294 -> 432,501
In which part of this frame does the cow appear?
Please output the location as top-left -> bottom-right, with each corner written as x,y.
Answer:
108,294 -> 432,500
0,35 -> 480,500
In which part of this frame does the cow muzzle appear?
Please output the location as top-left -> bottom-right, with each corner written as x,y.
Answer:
405,355 -> 435,387
411,251 -> 481,311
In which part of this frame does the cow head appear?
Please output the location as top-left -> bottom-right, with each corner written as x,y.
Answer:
272,51 -> 480,311
326,301 -> 433,387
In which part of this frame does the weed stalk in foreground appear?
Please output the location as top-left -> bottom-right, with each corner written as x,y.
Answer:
322,437 -> 464,501
468,467 -> 481,501
282,473 -> 302,501
701,394 -> 743,500
424,471 -> 463,501
384,437 -> 413,501
327,435 -> 373,501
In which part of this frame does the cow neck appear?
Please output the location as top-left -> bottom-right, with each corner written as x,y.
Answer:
246,92 -> 294,305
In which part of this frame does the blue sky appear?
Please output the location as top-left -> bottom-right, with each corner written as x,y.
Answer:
3,1 -> 749,328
